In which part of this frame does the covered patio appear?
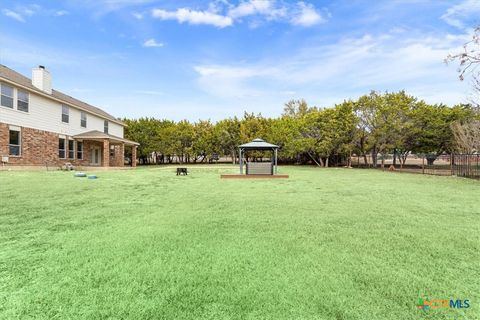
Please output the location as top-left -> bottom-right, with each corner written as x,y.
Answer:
73,130 -> 139,167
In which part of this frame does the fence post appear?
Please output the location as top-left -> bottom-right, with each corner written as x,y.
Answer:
477,155 -> 479,179
422,155 -> 425,175
450,153 -> 454,176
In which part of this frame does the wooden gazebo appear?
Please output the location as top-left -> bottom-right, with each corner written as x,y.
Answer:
221,138 -> 288,179
239,138 -> 279,175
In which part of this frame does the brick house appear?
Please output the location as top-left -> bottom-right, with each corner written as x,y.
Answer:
0,65 -> 139,168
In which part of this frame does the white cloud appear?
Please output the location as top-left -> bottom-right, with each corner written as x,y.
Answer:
55,10 -> 70,17
0,33 -> 78,67
228,0 -> 273,18
132,12 -> 143,19
193,29 -> 471,106
441,0 -> 480,29
194,65 -> 274,78
291,1 -> 325,27
2,5 -> 70,22
152,8 -> 233,28
228,0 -> 288,22
81,0 -> 154,15
143,38 -> 164,47
151,1 -> 325,28
134,90 -> 164,95
2,9 -> 26,22
58,0 -> 152,18
194,65 -> 278,98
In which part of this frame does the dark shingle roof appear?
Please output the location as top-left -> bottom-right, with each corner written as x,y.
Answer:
0,64 -> 124,125
73,130 -> 139,146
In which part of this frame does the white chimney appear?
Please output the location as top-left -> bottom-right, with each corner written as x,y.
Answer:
32,66 -> 52,94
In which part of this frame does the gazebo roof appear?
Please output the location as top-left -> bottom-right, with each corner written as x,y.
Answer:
239,138 -> 279,149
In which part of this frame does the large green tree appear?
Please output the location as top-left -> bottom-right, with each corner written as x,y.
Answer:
122,91 -> 476,167
212,117 -> 241,164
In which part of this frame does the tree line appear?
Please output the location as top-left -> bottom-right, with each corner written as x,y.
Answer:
123,90 -> 479,166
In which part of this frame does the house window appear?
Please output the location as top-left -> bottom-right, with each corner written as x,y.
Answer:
68,140 -> 75,159
1,84 -> 14,108
62,105 -> 69,123
17,90 -> 29,112
110,145 -> 115,157
59,138 -> 66,158
9,129 -> 20,156
80,112 -> 87,128
104,120 -> 109,134
77,141 -> 83,160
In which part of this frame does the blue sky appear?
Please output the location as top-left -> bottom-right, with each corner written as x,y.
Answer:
1,0 -> 480,121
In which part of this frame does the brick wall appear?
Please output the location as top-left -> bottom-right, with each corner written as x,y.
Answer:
0,122 -> 125,167
0,123 -> 8,159
109,144 -> 125,167
1,122 -> 59,166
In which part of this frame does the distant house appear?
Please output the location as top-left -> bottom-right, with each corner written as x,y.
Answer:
0,65 -> 138,167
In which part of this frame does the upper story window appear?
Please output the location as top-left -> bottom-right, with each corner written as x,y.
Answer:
17,90 -> 29,112
9,129 -> 21,156
104,120 -> 109,134
80,112 -> 87,128
62,105 -> 69,123
1,84 -> 14,109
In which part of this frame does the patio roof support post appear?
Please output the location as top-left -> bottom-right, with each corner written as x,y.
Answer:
132,146 -> 137,167
102,139 -> 110,167
119,143 -> 125,167
239,147 -> 243,174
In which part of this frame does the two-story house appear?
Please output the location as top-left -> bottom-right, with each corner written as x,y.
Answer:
0,65 -> 138,168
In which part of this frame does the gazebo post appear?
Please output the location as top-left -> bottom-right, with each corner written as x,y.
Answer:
239,147 -> 243,174
274,148 -> 278,174
222,139 -> 287,178
237,139 -> 279,176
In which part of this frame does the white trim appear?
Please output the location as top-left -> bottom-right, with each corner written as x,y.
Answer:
59,137 -> 66,159
61,105 -> 69,123
0,77 -> 125,126
16,89 -> 29,113
0,82 -> 14,109
77,141 -> 84,160
0,104 -> 30,114
80,111 -> 87,128
8,127 -> 21,157
68,139 -> 75,160
90,146 -> 101,165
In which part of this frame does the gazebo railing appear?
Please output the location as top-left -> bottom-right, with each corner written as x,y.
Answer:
246,162 -> 273,175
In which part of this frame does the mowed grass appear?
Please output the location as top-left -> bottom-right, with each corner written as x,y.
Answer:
0,166 -> 479,320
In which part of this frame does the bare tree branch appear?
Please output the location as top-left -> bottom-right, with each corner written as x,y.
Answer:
445,27 -> 480,81
451,120 -> 480,153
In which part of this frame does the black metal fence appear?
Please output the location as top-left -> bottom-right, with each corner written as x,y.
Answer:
452,154 -> 480,179
423,154 -> 452,176
351,153 -> 480,180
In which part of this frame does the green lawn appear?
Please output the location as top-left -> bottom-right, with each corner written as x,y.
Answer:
0,166 -> 478,320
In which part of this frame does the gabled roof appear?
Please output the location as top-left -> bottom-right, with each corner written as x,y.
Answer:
73,130 -> 139,146
239,138 -> 279,149
0,64 -> 124,126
